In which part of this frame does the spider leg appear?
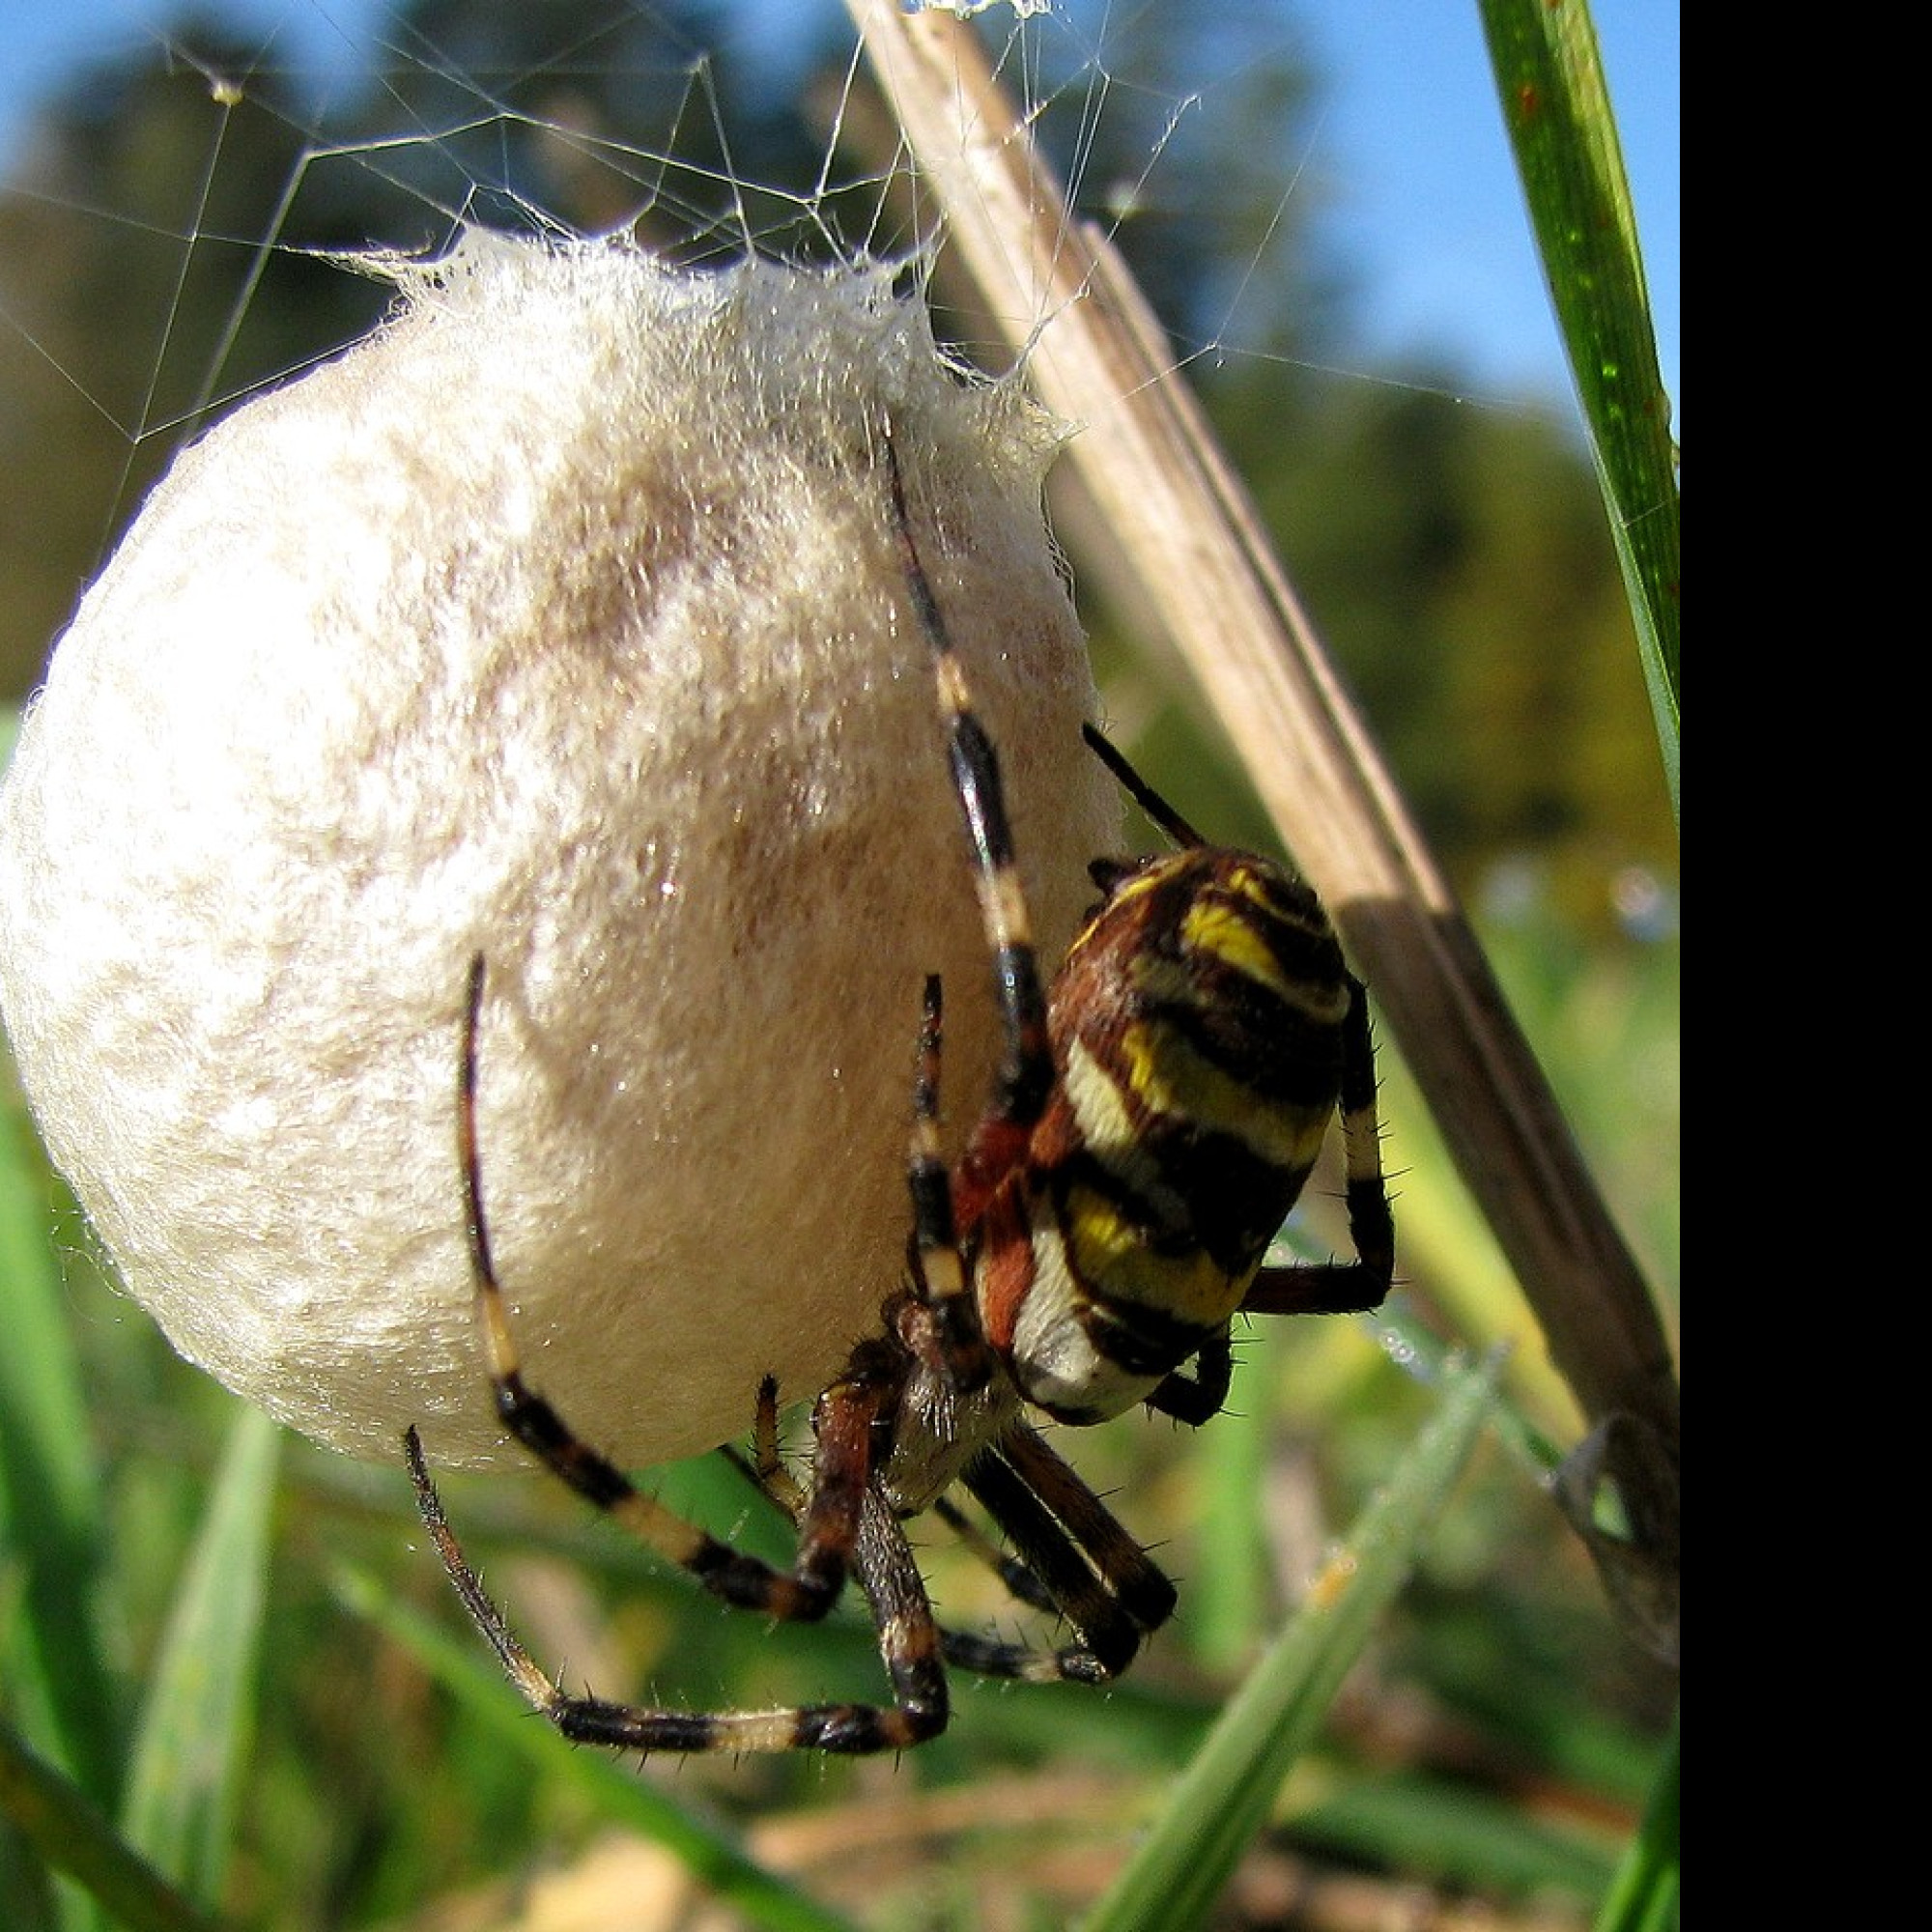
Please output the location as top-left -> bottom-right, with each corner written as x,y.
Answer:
407,1430 -> 948,1754
885,429 -> 1054,1214
1079,721 -> 1207,848
1241,972 -> 1395,1320
453,954 -> 885,1621
1144,1326 -> 1236,1427
929,1492 -> 1060,1615
998,1424 -> 1179,1634
952,1423 -> 1178,1683
722,1437 -> 1140,1685
729,1373 -> 806,1516
722,1426 -> 1075,1657
905,973 -> 992,1390
718,1443 -> 1158,1693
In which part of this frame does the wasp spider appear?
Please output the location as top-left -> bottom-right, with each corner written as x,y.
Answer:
406,424 -> 1395,1754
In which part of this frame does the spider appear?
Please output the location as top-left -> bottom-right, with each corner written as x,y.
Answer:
406,423 -> 1395,1754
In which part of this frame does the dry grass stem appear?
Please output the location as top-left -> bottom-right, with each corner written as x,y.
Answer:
845,0 -> 1678,1643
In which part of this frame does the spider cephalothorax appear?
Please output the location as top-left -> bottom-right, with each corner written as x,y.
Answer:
408,421 -> 1393,1753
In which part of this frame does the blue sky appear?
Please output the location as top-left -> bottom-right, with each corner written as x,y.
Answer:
0,0 -> 1678,422
1304,0 -> 1678,414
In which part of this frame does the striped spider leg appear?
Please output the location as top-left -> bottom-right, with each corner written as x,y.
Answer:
407,419 -> 1394,1756
406,954 -> 951,1754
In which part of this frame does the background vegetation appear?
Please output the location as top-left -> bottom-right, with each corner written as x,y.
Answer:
0,1 -> 1677,1925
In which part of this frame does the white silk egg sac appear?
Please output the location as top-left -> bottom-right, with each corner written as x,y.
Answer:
0,229 -> 1116,1471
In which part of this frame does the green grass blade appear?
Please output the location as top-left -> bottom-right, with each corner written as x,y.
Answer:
119,1406 -> 280,1907
0,1108 -> 122,1808
1188,1331 -> 1274,1671
1594,1706 -> 1679,1932
1080,1353 -> 1500,1932
1476,0 -> 1681,820
0,1714 -> 228,1932
340,1568 -> 858,1932
1295,1771 -> 1617,1899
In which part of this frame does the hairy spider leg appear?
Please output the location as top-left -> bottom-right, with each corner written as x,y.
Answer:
408,960 -> 971,1751
727,1381 -> 1172,1692
451,952 -> 891,1619
901,969 -> 988,1389
407,1427 -> 948,1754
885,427 -> 1056,1313
1241,970 -> 1395,1319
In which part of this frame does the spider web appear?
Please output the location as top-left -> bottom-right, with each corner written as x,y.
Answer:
3,0 -> 1671,927
0,0 -> 1383,692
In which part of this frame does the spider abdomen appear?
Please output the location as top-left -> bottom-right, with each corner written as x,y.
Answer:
978,847 -> 1353,1425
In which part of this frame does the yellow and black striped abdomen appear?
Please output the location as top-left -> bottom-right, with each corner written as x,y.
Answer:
979,848 -> 1352,1424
